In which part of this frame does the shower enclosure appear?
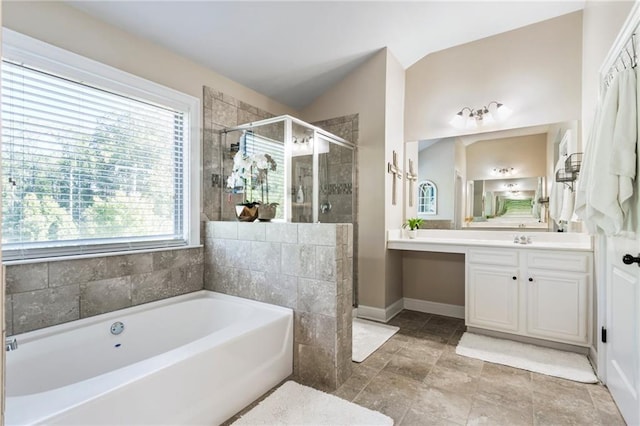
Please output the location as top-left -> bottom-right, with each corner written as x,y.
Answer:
220,115 -> 355,224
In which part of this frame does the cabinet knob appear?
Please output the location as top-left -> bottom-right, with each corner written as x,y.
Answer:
512,276 -> 517,280
528,277 -> 533,282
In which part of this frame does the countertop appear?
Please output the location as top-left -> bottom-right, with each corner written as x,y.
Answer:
387,229 -> 593,253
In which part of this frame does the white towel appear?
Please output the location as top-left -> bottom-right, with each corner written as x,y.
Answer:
549,156 -> 566,226
560,186 -> 575,223
588,74 -> 623,235
611,69 -> 637,225
575,104 -> 601,234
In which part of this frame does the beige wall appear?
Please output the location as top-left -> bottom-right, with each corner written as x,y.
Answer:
2,1 -> 295,118
466,133 -> 547,181
301,49 -> 388,309
402,252 -> 465,306
384,51 -> 406,307
405,11 -> 583,142
302,48 -> 406,310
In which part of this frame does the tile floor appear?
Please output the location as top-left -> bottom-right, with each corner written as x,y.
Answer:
333,309 -> 626,425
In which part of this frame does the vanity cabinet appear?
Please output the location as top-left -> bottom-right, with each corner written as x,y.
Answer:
466,248 -> 592,346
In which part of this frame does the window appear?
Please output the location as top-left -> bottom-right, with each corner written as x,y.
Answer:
2,30 -> 200,261
418,180 -> 437,215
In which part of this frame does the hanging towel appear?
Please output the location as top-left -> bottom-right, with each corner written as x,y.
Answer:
587,74 -> 622,235
611,69 -> 637,227
559,186 -> 575,223
549,155 -> 566,226
575,102 -> 602,234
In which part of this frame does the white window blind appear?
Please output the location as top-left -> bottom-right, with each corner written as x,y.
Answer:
1,59 -> 190,260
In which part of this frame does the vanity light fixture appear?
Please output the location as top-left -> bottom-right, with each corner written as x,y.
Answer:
492,167 -> 515,176
449,101 -> 512,129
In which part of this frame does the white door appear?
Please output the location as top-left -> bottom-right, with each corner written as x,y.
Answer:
606,233 -> 640,425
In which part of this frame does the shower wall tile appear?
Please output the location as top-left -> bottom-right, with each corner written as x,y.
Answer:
80,276 -> 132,318
298,224 -> 337,246
211,98 -> 237,128
13,284 -> 80,334
266,223 -> 298,243
131,269 -> 173,305
49,258 -> 107,288
238,222 -> 266,241
6,263 -> 48,293
209,221 -> 238,240
6,247 -> 205,334
316,246 -> 337,282
204,221 -> 353,391
106,254 -> 153,278
250,241 -> 281,274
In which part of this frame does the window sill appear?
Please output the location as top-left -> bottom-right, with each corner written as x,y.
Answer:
2,244 -> 204,266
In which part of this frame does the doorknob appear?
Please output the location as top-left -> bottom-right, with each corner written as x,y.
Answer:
622,254 -> 640,266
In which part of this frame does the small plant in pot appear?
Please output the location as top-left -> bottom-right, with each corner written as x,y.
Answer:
403,217 -> 424,239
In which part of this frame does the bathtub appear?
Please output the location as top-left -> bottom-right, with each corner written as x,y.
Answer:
6,290 -> 293,425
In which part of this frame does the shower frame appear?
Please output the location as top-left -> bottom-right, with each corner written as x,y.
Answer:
221,114 -> 356,223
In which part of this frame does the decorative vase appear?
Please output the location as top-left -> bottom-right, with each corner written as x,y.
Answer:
235,204 -> 259,222
258,203 -> 277,222
408,229 -> 417,239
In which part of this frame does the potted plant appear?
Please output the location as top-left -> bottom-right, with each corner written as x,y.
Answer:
253,153 -> 279,221
227,151 -> 259,221
403,217 -> 424,239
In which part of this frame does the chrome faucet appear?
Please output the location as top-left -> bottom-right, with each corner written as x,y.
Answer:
6,338 -> 17,351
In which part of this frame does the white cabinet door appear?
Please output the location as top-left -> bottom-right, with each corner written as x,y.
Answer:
467,264 -> 519,332
526,269 -> 589,344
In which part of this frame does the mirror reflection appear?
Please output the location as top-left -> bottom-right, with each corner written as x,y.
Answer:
414,121 -> 578,231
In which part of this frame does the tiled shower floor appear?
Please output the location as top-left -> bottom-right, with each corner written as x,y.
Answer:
333,309 -> 626,425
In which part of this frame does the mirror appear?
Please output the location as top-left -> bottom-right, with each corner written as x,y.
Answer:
413,121 -> 579,231
466,176 -> 547,229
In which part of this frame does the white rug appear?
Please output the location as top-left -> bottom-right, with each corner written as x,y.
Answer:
352,318 -> 399,362
456,332 -> 598,383
232,381 -> 393,425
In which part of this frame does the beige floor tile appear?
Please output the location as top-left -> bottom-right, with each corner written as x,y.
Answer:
410,385 -> 474,425
467,398 -> 534,426
475,377 -> 534,412
423,364 -> 480,396
400,406 -> 464,426
533,403 -> 601,425
588,384 -> 626,426
396,309 -> 432,323
384,351 -> 436,381
353,369 -> 422,423
359,348 -> 393,371
481,362 -> 532,388
436,349 -> 484,377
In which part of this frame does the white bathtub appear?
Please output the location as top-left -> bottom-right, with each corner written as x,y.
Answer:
6,290 -> 293,425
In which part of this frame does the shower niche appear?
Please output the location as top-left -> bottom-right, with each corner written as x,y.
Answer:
221,115 -> 355,223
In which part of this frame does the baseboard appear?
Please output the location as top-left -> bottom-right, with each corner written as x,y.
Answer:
404,298 -> 465,319
357,298 -> 403,323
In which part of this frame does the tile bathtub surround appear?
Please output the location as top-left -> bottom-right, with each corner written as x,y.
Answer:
204,221 -> 353,391
5,247 -> 204,335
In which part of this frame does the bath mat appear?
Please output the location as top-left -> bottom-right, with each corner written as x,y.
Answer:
456,332 -> 597,383
352,318 -> 399,362
232,381 -> 393,425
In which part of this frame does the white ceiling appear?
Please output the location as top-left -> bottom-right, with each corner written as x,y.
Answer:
68,1 -> 585,109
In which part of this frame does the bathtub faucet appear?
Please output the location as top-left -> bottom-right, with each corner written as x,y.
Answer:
6,338 -> 18,351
